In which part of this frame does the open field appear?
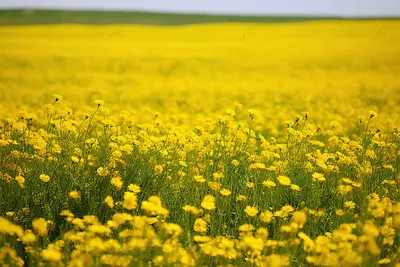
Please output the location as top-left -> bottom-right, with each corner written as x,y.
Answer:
0,19 -> 400,266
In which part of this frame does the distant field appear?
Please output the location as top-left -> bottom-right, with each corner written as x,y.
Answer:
0,9 -> 390,25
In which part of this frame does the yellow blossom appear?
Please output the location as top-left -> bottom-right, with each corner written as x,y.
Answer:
231,159 -> 240,166
128,184 -> 141,193
69,190 -> 80,199
244,206 -> 259,217
290,184 -> 302,191
21,230 -> 37,244
111,176 -> 123,191
122,192 -> 138,210
312,173 -> 326,182
236,195 -> 247,202
292,211 -> 307,228
39,174 -> 50,183
194,175 -> 206,183
104,195 -> 114,208
32,218 -> 48,236
41,248 -> 62,262
260,211 -> 274,223
277,175 -> 291,186
183,205 -> 201,216
246,182 -> 255,188
344,201 -> 356,209
201,195 -> 216,211
71,156 -> 79,163
239,224 -> 255,232
94,99 -> 105,106
52,94 -> 63,101
220,188 -> 232,196
194,218 -> 208,233
15,175 -> 25,188
263,180 -> 276,187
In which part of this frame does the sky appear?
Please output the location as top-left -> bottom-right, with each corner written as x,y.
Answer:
0,0 -> 399,17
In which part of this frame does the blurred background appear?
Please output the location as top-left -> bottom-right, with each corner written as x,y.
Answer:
0,0 -> 400,18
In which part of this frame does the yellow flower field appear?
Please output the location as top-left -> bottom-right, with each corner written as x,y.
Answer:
0,20 -> 400,266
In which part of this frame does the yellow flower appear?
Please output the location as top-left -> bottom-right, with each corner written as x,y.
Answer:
194,218 -> 208,233
21,230 -> 37,244
266,165 -> 278,171
344,201 -> 356,209
244,206 -> 259,217
292,211 -> 307,228
179,160 -> 188,167
15,175 -> 25,188
342,178 -> 353,184
164,223 -> 183,238
0,217 -> 24,237
248,109 -> 257,118
365,149 -> 376,159
277,175 -> 291,186
275,205 -> 295,217
110,213 -> 133,227
312,173 -> 326,182
336,209 -> 345,216
111,176 -> 123,191
208,181 -> 222,191
68,191 -> 80,200
52,94 -> 63,102
290,184 -> 302,191
42,104 -> 54,115
94,99 -> 105,106
260,211 -> 274,223
71,156 -> 79,163
194,175 -> 206,183
39,174 -> 50,183
234,101 -> 243,111
183,205 -> 201,216
236,195 -> 247,202
154,165 -> 163,175
122,192 -> 138,210
239,224 -> 255,232
337,185 -> 353,195
363,222 -> 379,237
201,195 -> 216,211
246,182 -> 255,188
212,172 -> 224,180
97,167 -> 109,176
256,228 -> 269,240
369,110 -> 377,118
60,210 -> 74,218
281,225 -> 292,233
104,195 -> 114,208
377,258 -> 391,264
32,218 -> 48,236
249,163 -> 266,170
194,235 -> 212,243
41,248 -> 62,262
220,188 -> 232,196
263,254 -> 289,266
231,159 -> 239,166
263,180 -> 276,188
6,211 -> 15,217
127,184 -> 141,193
141,196 -> 169,217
